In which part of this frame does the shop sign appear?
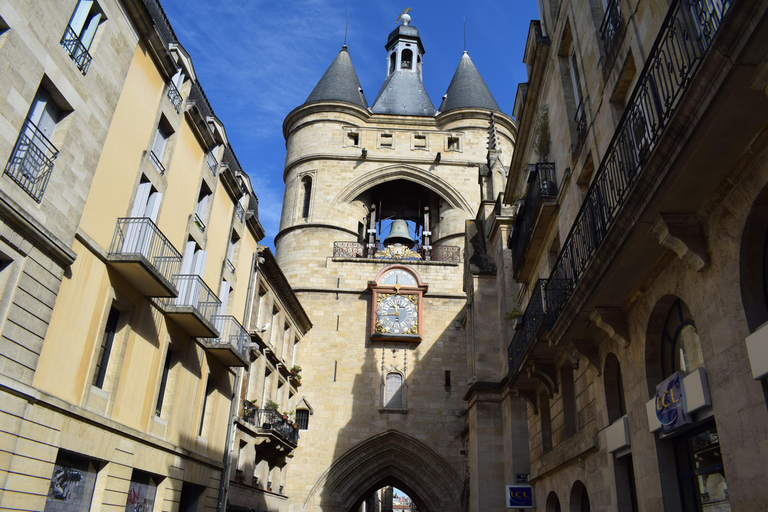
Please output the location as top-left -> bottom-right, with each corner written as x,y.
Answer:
656,371 -> 691,434
506,484 -> 533,509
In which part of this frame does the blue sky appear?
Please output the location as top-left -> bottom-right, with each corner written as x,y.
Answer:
159,1 -> 541,249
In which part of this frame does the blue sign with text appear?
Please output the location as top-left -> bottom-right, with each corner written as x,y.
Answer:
655,371 -> 690,434
506,485 -> 533,509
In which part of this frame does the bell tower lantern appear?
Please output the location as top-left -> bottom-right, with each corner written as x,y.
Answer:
386,12 -> 425,80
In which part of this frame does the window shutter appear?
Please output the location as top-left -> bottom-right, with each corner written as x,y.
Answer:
80,13 -> 101,48
180,241 -> 197,274
145,191 -> 162,222
218,280 -> 230,315
131,182 -> 152,217
69,0 -> 94,35
196,193 -> 209,218
172,68 -> 185,89
193,250 -> 207,278
152,125 -> 169,159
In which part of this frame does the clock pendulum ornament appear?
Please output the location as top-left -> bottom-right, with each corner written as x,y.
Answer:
369,265 -> 427,342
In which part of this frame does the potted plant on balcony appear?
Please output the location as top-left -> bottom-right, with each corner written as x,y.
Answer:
290,365 -> 302,386
264,399 -> 278,410
243,399 -> 258,422
505,307 -> 524,330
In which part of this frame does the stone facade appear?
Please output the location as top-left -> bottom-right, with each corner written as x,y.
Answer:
464,1 -> 768,511
274,19 -> 516,512
0,1 -> 267,511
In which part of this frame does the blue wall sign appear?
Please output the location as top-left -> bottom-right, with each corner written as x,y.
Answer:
506,485 -> 533,509
655,371 -> 690,434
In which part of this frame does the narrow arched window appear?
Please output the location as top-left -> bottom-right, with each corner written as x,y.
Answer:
301,176 -> 312,219
389,53 -> 396,74
662,299 -> 703,377
560,364 -> 578,437
384,372 -> 403,408
539,391 -> 552,453
604,353 -> 626,423
401,49 -> 413,69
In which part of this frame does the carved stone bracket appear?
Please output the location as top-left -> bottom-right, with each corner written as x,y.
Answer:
590,307 -> 630,348
513,387 -> 539,415
569,340 -> 602,375
649,213 -> 710,272
527,362 -> 558,395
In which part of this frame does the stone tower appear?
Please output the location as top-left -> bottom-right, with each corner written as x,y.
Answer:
276,14 -> 515,512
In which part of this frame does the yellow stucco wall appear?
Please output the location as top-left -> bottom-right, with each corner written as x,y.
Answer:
79,42 -> 164,248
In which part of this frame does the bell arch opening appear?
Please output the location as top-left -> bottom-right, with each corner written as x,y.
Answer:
308,430 -> 462,512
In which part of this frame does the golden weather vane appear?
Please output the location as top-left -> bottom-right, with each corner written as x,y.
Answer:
395,7 -> 412,24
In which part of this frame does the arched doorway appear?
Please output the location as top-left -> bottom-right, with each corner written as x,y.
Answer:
307,430 -> 463,512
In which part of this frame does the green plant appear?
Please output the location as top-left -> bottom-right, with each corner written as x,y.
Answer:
504,307 -> 524,320
264,399 -> 279,410
290,365 -> 302,381
533,105 -> 551,162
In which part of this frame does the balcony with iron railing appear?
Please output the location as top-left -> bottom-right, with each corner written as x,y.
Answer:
206,152 -> 218,177
60,26 -> 92,75
201,315 -> 248,367
167,81 -> 182,113
510,163 -> 558,283
3,119 -> 58,203
235,201 -> 245,223
107,218 -> 182,297
600,0 -> 622,57
333,242 -> 461,263
149,150 -> 165,174
240,405 -> 299,454
163,275 -> 221,337
507,279 -> 549,378
508,0 -> 733,381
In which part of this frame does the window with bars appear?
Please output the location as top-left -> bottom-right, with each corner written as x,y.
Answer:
296,409 -> 309,430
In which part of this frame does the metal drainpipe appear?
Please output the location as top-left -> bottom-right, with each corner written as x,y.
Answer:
217,249 -> 261,512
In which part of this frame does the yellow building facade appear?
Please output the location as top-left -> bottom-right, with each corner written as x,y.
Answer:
0,0 -> 267,510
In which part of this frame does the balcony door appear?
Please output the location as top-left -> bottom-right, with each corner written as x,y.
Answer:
177,242 -> 206,307
123,179 -> 162,257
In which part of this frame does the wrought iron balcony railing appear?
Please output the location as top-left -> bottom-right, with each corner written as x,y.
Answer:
149,150 -> 165,174
60,26 -> 92,74
508,279 -> 548,375
242,406 -> 299,445
108,217 -> 182,279
600,0 -> 622,55
166,274 -> 221,326
167,81 -> 182,113
508,0 -> 732,379
209,315 -> 248,360
235,201 -> 245,222
226,258 -> 236,274
4,118 -> 59,203
511,163 -> 558,274
333,241 -> 461,263
206,152 -> 218,177
194,212 -> 206,232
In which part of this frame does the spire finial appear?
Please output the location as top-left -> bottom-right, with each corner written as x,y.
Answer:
463,16 -> 467,52
396,7 -> 412,25
344,9 -> 349,46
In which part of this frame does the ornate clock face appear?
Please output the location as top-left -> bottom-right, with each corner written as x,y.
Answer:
379,269 -> 417,287
376,294 -> 418,335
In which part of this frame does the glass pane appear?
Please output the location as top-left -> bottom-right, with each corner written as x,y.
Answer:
687,426 -> 731,511
675,324 -> 704,375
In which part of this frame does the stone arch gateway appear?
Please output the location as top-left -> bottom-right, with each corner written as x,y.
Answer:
305,430 -> 463,512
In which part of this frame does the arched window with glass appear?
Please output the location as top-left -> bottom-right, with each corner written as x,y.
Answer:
662,299 -> 704,377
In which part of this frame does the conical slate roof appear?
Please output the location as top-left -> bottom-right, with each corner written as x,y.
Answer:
305,46 -> 368,108
371,70 -> 436,116
438,52 -> 500,113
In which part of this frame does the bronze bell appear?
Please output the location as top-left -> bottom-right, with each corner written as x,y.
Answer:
383,219 -> 414,246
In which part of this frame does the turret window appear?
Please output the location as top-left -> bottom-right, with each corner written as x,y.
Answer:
401,49 -> 413,70
389,53 -> 396,74
379,133 -> 394,149
447,136 -> 461,151
301,176 -> 312,219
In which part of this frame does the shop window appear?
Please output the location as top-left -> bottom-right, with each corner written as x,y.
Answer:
662,299 -> 704,378
44,451 -> 99,511
178,481 -> 205,512
546,492 -> 561,512
674,422 -> 731,511
614,454 -> 639,512
126,470 -> 159,512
